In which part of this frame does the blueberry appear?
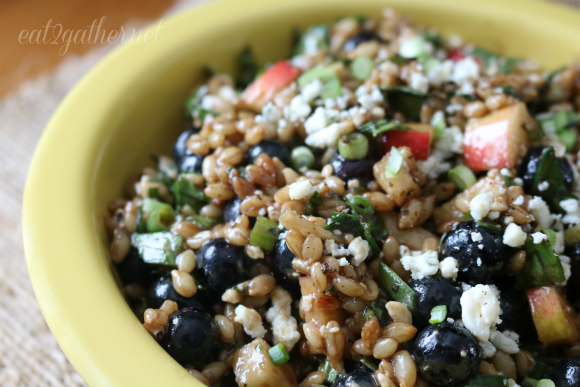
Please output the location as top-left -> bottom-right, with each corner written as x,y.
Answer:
343,31 -> 384,52
329,153 -> 374,182
409,277 -> 462,329
413,322 -> 482,387
115,248 -> 155,288
564,242 -> 580,303
196,238 -> 248,294
173,127 -> 203,174
332,366 -> 379,387
146,274 -> 203,310
272,230 -> 300,295
161,307 -> 219,367
518,147 -> 574,193
246,140 -> 290,165
223,197 -> 243,223
551,358 -> 580,387
439,221 -> 507,283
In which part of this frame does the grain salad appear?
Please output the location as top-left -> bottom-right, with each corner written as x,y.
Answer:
106,8 -> 580,387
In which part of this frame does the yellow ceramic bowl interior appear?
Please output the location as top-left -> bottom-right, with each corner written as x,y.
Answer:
23,0 -> 579,386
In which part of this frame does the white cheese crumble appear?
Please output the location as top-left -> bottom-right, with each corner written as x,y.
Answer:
471,232 -> 483,243
460,284 -> 502,342
435,126 -> 464,154
502,223 -> 527,247
560,198 -> 580,225
265,287 -> 301,351
537,181 -> 550,192
426,59 -> 454,86
324,239 -> 350,257
469,193 -> 493,221
288,180 -> 314,200
531,232 -> 548,244
559,255 -> 572,286
285,94 -> 312,121
300,294 -> 315,313
490,330 -> 519,354
409,72 -> 429,93
439,257 -> 459,280
355,85 -> 384,110
305,122 -> 346,148
528,196 -> 552,227
488,211 -> 500,220
234,305 -> 266,338
400,250 -> 439,280
554,230 -> 565,254
451,57 -> 480,84
512,196 -> 525,206
301,79 -> 323,102
261,102 -> 283,123
417,149 -> 452,178
338,258 -> 349,266
348,237 -> 371,266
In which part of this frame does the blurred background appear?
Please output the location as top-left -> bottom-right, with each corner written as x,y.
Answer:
0,0 -> 577,385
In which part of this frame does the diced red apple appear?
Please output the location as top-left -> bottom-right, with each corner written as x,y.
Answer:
463,102 -> 531,172
527,285 -> 579,346
382,123 -> 434,160
241,60 -> 301,111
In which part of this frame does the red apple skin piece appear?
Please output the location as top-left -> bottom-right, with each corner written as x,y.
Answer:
241,60 -> 301,111
382,123 -> 434,160
527,286 -> 579,346
463,102 -> 531,172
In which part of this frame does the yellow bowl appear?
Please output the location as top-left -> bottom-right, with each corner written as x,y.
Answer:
23,0 -> 579,386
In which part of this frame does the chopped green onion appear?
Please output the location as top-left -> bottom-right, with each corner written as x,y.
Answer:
448,165 -> 476,191
537,380 -> 555,387
268,343 -> 290,366
318,357 -> 338,384
305,191 -> 322,215
430,111 -> 445,140
564,223 -> 580,245
351,57 -> 375,81
348,195 -> 374,216
359,357 -> 378,371
540,228 -> 557,247
399,35 -> 426,58
131,232 -> 183,267
429,305 -> 447,324
142,198 -> 176,232
294,24 -> 329,55
358,119 -> 409,137
378,262 -> 417,313
558,129 -> 577,152
338,133 -> 369,160
298,65 -> 337,87
173,176 -> 209,212
291,146 -> 315,170
249,217 -> 280,251
320,77 -> 342,99
363,307 -> 376,321
385,147 -> 403,178
187,215 -> 219,230
364,298 -> 389,325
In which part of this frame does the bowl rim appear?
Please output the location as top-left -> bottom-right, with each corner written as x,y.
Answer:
22,0 -> 579,386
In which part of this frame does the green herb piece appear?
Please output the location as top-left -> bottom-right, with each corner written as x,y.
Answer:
291,146 -> 315,170
147,187 -> 165,202
305,191 -> 322,215
294,24 -> 330,55
142,198 -> 176,232
424,31 -> 442,47
378,262 -> 417,313
399,35 -> 426,58
324,212 -> 364,235
131,232 -> 183,267
540,228 -> 557,247
318,357 -> 338,384
173,176 -> 208,212
268,343 -> 290,366
448,165 -> 476,191
358,119 -> 409,137
249,217 -> 280,251
359,357 -> 379,371
298,65 -> 336,87
503,176 -> 515,187
363,307 -> 375,321
236,45 -> 259,89
338,132 -> 369,160
351,57 -> 375,81
186,215 -> 219,230
364,297 -> 389,325
476,221 -> 501,232
320,77 -> 342,99
430,111 -> 446,140
463,374 -> 509,387
517,240 -> 565,289
349,195 -> 374,217
429,305 -> 447,324
388,55 -> 407,65
472,48 -> 519,74
183,86 -> 219,123
382,86 -> 427,121
347,196 -> 386,256
385,147 -> 403,178
532,147 -> 572,212
564,223 -> 580,245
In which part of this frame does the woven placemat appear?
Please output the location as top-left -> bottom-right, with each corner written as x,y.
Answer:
0,0 -> 577,386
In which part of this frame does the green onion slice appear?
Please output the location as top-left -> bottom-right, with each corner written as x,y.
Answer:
429,305 -> 447,324
131,232 -> 183,267
537,380 -> 556,387
291,146 -> 315,170
385,147 -> 403,178
539,228 -> 557,247
564,223 -> 580,245
318,357 -> 338,384
448,165 -> 476,191
338,132 -> 369,160
351,57 -> 375,81
298,65 -> 336,87
399,35 -> 426,58
249,217 -> 280,251
142,198 -> 176,232
320,77 -> 342,99
268,343 -> 290,366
